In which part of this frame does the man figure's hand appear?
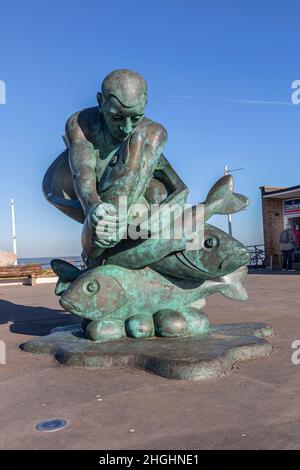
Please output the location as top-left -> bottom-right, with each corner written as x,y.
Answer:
88,202 -> 128,248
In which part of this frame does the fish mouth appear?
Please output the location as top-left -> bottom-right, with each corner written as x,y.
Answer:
219,250 -> 249,271
60,297 -> 82,313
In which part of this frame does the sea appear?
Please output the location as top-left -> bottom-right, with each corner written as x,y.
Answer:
17,256 -> 82,268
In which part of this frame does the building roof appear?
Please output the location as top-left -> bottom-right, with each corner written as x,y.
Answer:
260,185 -> 300,199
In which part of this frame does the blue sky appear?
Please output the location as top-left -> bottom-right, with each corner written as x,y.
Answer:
0,0 -> 299,257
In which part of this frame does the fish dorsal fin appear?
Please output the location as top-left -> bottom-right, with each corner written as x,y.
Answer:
204,175 -> 249,221
51,259 -> 81,282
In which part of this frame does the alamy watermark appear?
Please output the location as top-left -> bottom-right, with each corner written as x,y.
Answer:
0,80 -> 6,104
291,80 -> 300,105
291,340 -> 300,365
0,340 -> 6,364
92,198 -> 205,251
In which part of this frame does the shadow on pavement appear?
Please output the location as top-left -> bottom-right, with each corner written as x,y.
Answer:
0,299 -> 79,336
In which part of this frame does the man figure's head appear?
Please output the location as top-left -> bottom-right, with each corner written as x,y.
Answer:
97,69 -> 148,142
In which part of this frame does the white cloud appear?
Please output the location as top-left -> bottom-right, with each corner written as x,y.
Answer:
170,95 -> 294,106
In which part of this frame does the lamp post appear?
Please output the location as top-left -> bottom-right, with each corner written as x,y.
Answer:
224,166 -> 244,237
11,199 -> 17,265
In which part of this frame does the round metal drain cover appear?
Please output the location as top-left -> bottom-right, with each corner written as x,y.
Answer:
36,419 -> 67,432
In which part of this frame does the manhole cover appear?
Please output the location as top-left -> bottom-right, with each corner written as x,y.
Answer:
36,419 -> 67,432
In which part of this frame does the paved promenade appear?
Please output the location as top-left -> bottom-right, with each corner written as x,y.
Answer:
0,274 -> 299,450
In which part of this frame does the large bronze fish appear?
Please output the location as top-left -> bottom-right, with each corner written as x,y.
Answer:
51,174 -> 249,341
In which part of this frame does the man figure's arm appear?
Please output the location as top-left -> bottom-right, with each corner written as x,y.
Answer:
66,112 -> 100,215
66,112 -> 123,248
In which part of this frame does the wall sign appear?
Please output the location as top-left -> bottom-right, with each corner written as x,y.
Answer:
284,199 -> 300,214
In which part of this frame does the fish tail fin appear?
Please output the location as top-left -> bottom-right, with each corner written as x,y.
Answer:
204,175 -> 249,221
51,259 -> 82,296
219,280 -> 248,301
217,266 -> 248,301
203,266 -> 248,301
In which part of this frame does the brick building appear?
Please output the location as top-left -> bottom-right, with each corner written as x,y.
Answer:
261,185 -> 300,267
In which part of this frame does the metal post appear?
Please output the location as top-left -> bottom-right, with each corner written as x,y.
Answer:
11,199 -> 17,265
224,166 -> 233,236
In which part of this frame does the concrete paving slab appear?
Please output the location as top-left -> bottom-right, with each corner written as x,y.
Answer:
0,275 -> 299,449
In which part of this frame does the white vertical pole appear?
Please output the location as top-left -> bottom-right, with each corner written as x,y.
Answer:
11,199 -> 17,265
224,166 -> 233,236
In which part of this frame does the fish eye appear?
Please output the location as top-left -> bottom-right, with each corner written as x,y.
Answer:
84,280 -> 100,294
203,236 -> 219,250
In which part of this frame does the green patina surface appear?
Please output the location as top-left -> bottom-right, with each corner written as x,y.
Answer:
22,322 -> 275,380
41,69 -> 254,345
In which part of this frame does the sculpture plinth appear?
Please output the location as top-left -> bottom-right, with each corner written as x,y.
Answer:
23,323 -> 274,380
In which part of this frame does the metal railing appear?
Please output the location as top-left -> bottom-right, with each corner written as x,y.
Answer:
246,244 -> 266,269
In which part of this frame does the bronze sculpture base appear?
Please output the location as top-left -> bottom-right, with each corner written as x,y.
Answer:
22,322 -> 274,380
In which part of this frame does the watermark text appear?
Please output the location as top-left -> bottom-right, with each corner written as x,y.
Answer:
291,80 -> 300,105
291,340 -> 300,365
0,340 -> 6,364
93,198 -> 205,251
0,80 -> 6,104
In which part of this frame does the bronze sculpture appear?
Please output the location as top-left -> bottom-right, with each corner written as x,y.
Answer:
23,70 -> 274,380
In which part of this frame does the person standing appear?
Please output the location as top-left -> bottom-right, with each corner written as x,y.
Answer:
293,224 -> 300,245
280,224 -> 296,271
